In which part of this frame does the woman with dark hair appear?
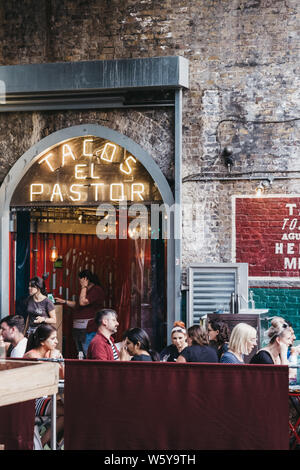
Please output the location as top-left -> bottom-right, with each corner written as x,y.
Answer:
123,328 -> 160,362
117,329 -> 131,361
55,269 -> 105,357
81,270 -> 100,285
24,324 -> 64,373
207,318 -> 230,361
23,324 -> 64,448
25,275 -> 56,337
176,325 -> 218,363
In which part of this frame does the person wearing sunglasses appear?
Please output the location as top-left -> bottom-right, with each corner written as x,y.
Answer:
250,317 -> 292,365
207,318 -> 230,362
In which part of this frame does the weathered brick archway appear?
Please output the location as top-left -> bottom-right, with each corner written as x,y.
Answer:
0,124 -> 176,330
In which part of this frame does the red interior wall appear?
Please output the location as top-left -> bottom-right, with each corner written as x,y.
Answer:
9,230 -> 152,357
29,233 -> 125,304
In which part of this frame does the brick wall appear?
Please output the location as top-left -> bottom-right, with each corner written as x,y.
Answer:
0,0 -> 299,327
0,108 -> 174,184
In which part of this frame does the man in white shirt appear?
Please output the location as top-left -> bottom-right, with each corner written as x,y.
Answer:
0,315 -> 28,357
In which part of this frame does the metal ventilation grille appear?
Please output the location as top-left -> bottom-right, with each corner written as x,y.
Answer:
191,271 -> 236,322
188,263 -> 249,326
190,269 -> 236,324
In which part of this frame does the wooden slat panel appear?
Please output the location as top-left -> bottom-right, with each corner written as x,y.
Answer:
0,360 -> 59,407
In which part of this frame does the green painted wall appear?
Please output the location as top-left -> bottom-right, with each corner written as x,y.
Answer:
251,287 -> 300,340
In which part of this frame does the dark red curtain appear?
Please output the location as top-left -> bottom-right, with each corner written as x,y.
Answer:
64,361 -> 289,450
0,400 -> 35,450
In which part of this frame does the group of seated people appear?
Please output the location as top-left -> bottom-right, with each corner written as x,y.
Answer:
0,309 -> 299,449
1,309 -> 299,366
74,308 -> 300,367
160,315 -> 299,366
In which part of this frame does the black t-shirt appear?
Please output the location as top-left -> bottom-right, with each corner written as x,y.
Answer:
160,344 -> 181,362
131,354 -> 152,362
250,350 -> 274,365
180,344 -> 218,363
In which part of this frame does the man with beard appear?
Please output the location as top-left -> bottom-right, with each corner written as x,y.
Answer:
87,309 -> 119,360
0,315 -> 28,358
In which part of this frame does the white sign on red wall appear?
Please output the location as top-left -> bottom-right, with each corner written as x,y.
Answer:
233,195 -> 300,279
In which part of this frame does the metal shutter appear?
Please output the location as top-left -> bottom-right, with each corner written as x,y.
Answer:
187,263 -> 248,326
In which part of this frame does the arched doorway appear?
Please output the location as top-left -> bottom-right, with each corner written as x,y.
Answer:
0,125 -> 175,356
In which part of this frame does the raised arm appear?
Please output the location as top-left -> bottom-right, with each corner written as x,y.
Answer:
55,297 -> 76,308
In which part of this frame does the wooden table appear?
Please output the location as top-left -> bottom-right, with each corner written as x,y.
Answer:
0,359 -> 59,407
0,359 -> 59,450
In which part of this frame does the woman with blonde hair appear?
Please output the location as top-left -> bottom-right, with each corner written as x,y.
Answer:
160,321 -> 188,362
250,317 -> 292,365
176,325 -> 218,363
220,323 -> 257,364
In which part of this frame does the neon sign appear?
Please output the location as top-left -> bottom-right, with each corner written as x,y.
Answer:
11,136 -> 160,206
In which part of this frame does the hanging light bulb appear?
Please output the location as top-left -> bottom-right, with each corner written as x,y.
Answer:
50,245 -> 58,262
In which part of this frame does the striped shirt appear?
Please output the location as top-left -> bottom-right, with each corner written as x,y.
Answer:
109,338 -> 119,361
87,331 -> 119,360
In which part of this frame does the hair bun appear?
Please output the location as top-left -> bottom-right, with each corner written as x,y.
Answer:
173,321 -> 186,329
270,316 -> 286,328
267,316 -> 289,340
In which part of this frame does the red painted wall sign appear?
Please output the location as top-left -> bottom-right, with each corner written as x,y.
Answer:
235,196 -> 300,278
